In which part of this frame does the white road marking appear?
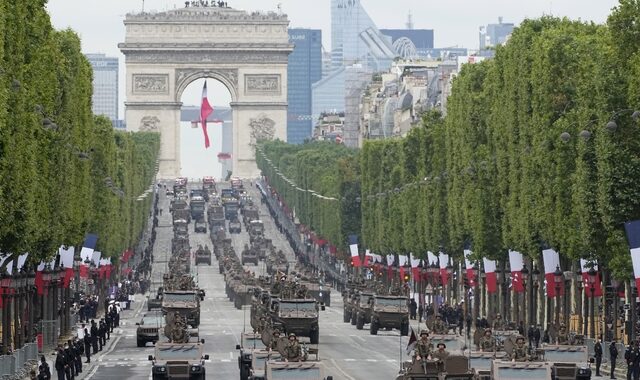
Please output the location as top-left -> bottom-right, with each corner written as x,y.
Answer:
366,359 -> 378,362
344,358 -> 356,362
220,359 -> 232,362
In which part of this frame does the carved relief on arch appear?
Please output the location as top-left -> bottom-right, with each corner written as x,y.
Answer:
140,116 -> 160,132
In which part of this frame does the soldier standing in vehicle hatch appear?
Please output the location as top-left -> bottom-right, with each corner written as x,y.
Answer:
512,336 -> 528,362
480,329 -> 496,352
284,333 -> 302,362
415,331 -> 432,360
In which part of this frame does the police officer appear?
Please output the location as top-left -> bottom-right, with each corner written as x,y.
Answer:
415,331 -> 432,360
480,329 -> 496,352
594,338 -> 602,377
284,333 -> 302,362
432,343 -> 449,362
512,336 -> 528,362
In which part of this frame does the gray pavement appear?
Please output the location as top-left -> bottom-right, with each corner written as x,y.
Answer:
85,181 -> 426,380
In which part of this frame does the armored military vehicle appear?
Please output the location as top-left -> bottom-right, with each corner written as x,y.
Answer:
190,196 -> 206,220
248,220 -> 265,242
195,247 -> 212,266
243,207 -> 259,226
263,361 -> 333,380
137,311 -> 164,347
541,344 -> 592,380
247,350 -> 281,380
173,220 -> 189,238
161,291 -> 201,328
369,295 -> 409,336
236,332 -> 268,380
396,355 -> 475,380
352,292 -> 374,330
242,246 -> 259,266
469,351 -> 507,380
229,218 -> 242,234
225,200 -> 240,220
491,360 -> 552,380
270,299 -> 320,344
194,218 -> 207,233
149,342 -> 209,380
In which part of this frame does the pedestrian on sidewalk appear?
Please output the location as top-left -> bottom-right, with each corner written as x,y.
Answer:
83,329 -> 91,363
38,355 -> 51,380
594,338 -> 602,377
90,320 -> 98,354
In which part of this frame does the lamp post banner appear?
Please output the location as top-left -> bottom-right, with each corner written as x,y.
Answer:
438,252 -> 449,284
624,220 -> 640,291
463,249 -> 476,287
542,248 -> 562,298
508,250 -> 524,293
579,259 -> 603,297
483,258 -> 497,293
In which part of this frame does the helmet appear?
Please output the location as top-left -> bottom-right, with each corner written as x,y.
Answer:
288,333 -> 296,339
420,331 -> 429,337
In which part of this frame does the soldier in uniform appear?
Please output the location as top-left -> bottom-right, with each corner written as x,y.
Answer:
557,325 -> 568,345
432,343 -> 449,362
284,333 -> 302,362
492,313 -> 505,331
480,329 -> 497,352
269,330 -> 281,351
415,331 -> 432,360
432,315 -> 448,334
512,336 -> 528,362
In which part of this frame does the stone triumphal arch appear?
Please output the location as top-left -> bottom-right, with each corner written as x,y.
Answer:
119,5 -> 292,178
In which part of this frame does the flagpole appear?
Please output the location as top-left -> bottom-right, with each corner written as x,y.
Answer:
399,329 -> 402,372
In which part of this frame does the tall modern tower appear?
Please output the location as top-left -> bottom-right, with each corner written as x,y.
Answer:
287,29 -> 322,144
479,17 -> 514,50
86,53 -> 119,123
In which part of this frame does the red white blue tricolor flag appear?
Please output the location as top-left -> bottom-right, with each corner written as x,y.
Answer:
349,235 -> 361,267
463,249 -> 476,287
200,81 -> 213,148
509,250 -> 524,293
542,248 -> 563,298
624,220 -> 640,291
579,259 -> 603,298
483,258 -> 497,293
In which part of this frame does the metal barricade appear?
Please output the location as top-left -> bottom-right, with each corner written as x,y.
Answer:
13,348 -> 24,370
24,343 -> 38,362
0,355 -> 15,376
41,320 -> 59,352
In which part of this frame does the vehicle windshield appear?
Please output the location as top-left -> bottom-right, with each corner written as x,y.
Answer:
544,349 -> 587,363
242,336 -> 266,349
163,293 -> 196,302
279,302 -> 316,313
375,297 -> 408,309
470,357 -> 492,370
496,368 -> 549,379
156,345 -> 201,360
191,203 -> 204,210
270,367 -> 321,379
141,316 -> 163,326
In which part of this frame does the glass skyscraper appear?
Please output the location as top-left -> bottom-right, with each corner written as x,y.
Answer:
287,29 -> 322,144
86,53 -> 119,123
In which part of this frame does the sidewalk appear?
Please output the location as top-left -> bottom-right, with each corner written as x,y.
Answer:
38,294 -> 146,380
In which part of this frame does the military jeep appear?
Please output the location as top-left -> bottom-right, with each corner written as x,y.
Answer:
136,311 -> 164,347
236,332 -> 268,380
270,299 -> 320,344
247,350 -> 281,380
369,295 -> 409,336
195,249 -> 211,266
353,293 -> 374,330
242,248 -> 259,266
395,355 -> 474,380
149,342 -> 209,379
541,344 -> 592,380
229,218 -> 242,234
491,360 -> 552,380
162,291 -> 201,328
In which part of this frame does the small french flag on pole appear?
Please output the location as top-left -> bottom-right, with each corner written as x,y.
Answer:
624,220 -> 640,291
348,235 -> 361,267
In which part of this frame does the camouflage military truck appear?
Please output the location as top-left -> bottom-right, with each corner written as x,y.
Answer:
264,361 -> 333,380
194,218 -> 207,233
395,355 -> 474,380
229,218 -> 242,234
369,295 -> 410,336
342,290 -> 358,323
242,246 -> 259,266
235,332 -> 268,380
269,299 -> 320,344
541,344 -> 592,380
225,200 -> 240,220
148,342 -> 209,380
173,219 -> 189,238
352,292 -> 373,330
243,207 -> 259,226
248,220 -> 265,242
491,360 -> 552,380
189,195 -> 206,220
194,246 -> 211,266
136,311 -> 164,347
161,291 -> 201,328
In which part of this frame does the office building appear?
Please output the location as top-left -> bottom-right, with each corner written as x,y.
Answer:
380,29 -> 434,57
287,29 -> 322,144
86,53 -> 119,123
479,17 -> 514,50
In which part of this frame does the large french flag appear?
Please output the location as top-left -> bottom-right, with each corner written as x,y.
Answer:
542,248 -> 563,298
60,246 -> 75,288
439,252 -> 449,285
483,258 -> 497,293
200,81 -> 213,149
579,259 -> 603,297
624,220 -> 640,291
348,235 -> 361,267
463,249 -> 476,287
509,250 -> 525,293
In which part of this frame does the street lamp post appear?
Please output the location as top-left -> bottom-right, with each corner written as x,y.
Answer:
554,265 -> 563,328
587,267 -> 597,339
521,263 -> 529,328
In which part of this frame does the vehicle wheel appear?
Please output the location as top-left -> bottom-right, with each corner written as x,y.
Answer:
343,310 -> 350,323
400,322 -> 409,336
240,365 -> 249,380
310,329 -> 319,344
350,311 -> 357,325
370,322 -> 378,335
137,339 -> 144,347
356,315 -> 364,330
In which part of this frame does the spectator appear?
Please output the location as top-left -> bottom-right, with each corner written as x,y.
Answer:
37,355 -> 51,380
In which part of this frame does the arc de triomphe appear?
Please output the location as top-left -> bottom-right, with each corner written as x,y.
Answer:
119,6 -> 292,179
